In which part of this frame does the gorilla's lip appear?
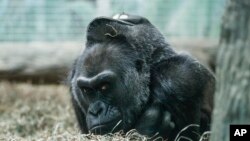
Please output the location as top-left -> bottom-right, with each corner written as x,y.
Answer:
89,118 -> 122,133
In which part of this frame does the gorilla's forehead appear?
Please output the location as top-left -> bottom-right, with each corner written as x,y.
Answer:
83,43 -> 122,66
79,42 -> 132,77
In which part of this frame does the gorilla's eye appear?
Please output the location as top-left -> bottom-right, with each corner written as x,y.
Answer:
99,84 -> 110,92
81,87 -> 94,94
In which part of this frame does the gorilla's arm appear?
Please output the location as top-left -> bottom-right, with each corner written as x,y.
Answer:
136,54 -> 214,139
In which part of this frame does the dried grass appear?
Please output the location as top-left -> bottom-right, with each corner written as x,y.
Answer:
0,81 -> 210,141
0,81 -> 148,141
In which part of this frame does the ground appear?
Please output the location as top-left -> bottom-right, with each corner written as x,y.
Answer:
0,81 -> 148,141
0,81 -> 210,141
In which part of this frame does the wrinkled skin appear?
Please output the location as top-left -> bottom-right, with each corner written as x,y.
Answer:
68,14 -> 215,141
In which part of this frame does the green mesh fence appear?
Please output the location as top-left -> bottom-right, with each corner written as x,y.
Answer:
0,0 -> 225,42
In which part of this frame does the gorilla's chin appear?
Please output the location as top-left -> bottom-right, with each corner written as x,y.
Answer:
89,118 -> 123,134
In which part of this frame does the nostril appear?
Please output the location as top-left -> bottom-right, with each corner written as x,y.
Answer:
88,101 -> 106,117
89,107 -> 103,116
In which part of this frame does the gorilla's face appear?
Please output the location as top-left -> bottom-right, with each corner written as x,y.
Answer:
70,41 -> 150,134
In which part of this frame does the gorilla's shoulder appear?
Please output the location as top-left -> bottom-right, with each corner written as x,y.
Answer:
150,53 -> 214,101
152,53 -> 213,78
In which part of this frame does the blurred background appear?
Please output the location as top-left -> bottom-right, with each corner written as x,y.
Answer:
0,0 -> 225,42
0,0 -> 226,83
0,0 -> 226,140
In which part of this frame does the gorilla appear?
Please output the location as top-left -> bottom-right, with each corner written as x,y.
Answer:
68,14 -> 215,140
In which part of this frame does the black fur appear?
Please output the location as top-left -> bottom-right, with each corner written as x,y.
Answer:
68,14 -> 215,141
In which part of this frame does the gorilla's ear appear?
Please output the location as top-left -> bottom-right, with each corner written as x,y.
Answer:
86,13 -> 151,46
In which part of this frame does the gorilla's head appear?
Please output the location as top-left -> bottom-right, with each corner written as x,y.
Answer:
69,14 -> 169,134
72,41 -> 150,133
69,14 -> 214,140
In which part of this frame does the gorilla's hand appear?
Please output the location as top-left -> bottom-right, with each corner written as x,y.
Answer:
135,103 -> 175,137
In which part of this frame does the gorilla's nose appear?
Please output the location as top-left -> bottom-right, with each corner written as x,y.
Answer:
88,101 -> 106,117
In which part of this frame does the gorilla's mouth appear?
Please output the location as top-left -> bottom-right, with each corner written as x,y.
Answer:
89,118 -> 123,134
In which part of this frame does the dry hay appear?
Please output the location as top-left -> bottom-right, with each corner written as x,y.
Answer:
0,81 -> 148,141
0,81 -> 210,141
